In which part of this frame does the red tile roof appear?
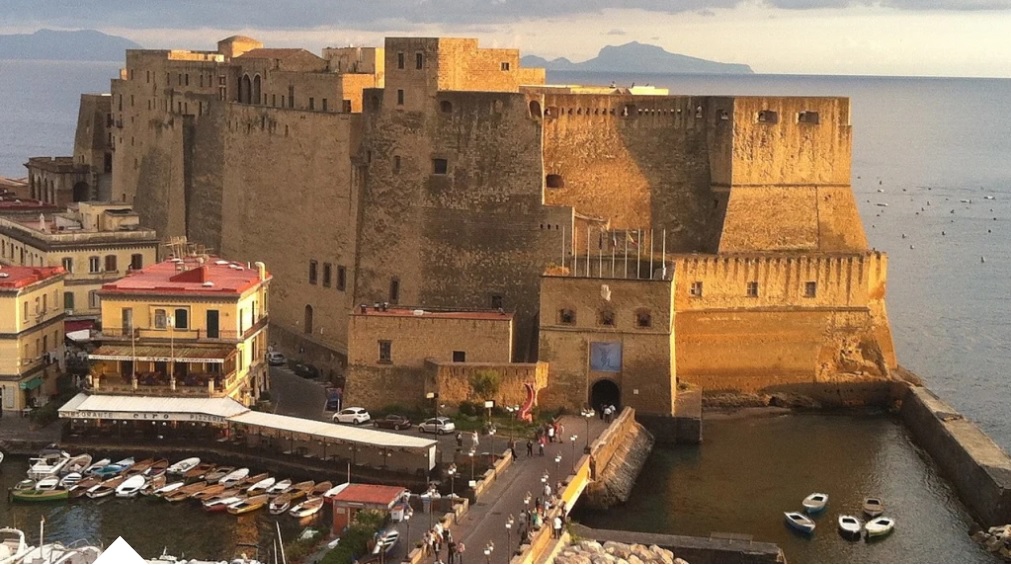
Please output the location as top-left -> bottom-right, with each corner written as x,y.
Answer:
329,483 -> 407,507
0,197 -> 58,211
0,265 -> 64,289
353,306 -> 513,321
101,257 -> 270,296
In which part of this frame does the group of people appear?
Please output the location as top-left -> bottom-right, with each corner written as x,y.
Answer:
521,420 -> 565,457
599,403 -> 617,423
422,521 -> 464,564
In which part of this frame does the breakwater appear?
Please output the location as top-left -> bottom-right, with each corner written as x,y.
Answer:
567,525 -> 784,564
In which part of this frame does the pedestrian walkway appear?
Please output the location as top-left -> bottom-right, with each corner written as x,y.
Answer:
0,413 -> 61,454
421,415 -> 608,564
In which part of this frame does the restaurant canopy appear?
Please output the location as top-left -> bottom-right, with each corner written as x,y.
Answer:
58,393 -> 248,423
227,411 -> 438,451
88,345 -> 233,363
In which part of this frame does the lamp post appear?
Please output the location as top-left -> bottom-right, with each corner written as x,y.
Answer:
487,426 -> 497,465
581,408 -> 594,453
484,541 -> 494,564
426,392 -> 440,418
570,435 -> 578,472
554,454 -> 562,479
469,449 -> 476,481
505,514 -> 515,558
167,315 -> 175,385
447,463 -> 457,497
403,510 -> 412,560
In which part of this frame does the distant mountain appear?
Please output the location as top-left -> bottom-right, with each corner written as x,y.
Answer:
522,42 -> 753,75
0,29 -> 141,61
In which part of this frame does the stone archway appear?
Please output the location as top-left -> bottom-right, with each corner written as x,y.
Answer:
590,379 -> 621,412
304,304 -> 314,335
72,181 -> 90,202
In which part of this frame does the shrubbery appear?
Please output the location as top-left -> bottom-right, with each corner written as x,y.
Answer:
320,510 -> 387,563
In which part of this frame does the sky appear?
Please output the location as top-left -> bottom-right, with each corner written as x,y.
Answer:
4,0 -> 1011,77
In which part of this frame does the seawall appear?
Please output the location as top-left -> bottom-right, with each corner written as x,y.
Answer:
568,525 -> 785,564
899,385 -> 1011,526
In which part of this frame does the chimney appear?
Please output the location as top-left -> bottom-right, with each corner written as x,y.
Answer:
360,304 -> 367,314
255,261 -> 266,282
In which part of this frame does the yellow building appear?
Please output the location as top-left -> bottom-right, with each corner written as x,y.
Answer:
0,265 -> 66,412
0,202 -> 159,323
88,255 -> 271,405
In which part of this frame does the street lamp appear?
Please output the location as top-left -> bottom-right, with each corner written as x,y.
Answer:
484,541 -> 495,564
447,463 -> 458,497
403,509 -> 412,560
505,514 -> 515,557
570,435 -> 578,472
554,454 -> 562,478
426,392 -> 440,418
469,449 -> 476,481
581,408 -> 594,453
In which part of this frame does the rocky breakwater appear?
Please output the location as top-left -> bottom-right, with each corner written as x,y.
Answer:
582,410 -> 655,510
554,540 -> 687,564
972,524 -> 1011,561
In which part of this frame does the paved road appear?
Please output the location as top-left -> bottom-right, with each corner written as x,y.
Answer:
268,364 -> 330,420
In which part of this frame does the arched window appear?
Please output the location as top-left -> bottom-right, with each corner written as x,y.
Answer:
559,308 -> 576,325
545,174 -> 564,189
304,304 -> 314,334
439,100 -> 453,113
529,101 -> 541,118
252,75 -> 262,105
240,74 -> 252,104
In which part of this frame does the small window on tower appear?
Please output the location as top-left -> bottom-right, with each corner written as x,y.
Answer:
432,158 -> 448,175
690,281 -> 704,297
416,52 -> 424,69
747,281 -> 759,297
501,62 -> 511,71
805,281 -> 818,297
598,310 -> 616,327
559,309 -> 576,325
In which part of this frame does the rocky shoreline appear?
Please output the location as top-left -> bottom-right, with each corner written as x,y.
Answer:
553,539 -> 687,564
971,524 -> 1011,561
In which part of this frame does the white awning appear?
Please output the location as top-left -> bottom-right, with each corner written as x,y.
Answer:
59,393 -> 249,423
228,411 -> 438,450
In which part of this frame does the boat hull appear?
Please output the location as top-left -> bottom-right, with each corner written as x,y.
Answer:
784,513 -> 816,534
12,489 -> 70,502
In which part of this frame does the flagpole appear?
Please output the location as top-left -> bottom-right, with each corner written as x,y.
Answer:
649,229 -> 655,280
624,231 -> 629,279
636,229 -> 641,279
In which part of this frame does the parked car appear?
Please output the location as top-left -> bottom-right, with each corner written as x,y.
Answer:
332,407 -> 371,425
418,417 -> 456,435
294,363 -> 321,379
372,415 -> 412,430
266,352 -> 286,366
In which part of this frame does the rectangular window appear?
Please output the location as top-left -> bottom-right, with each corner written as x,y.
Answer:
393,155 -> 401,173
288,85 -> 294,108
322,98 -> 328,111
746,281 -> 759,297
432,158 -> 448,175
453,351 -> 466,363
491,294 -> 504,309
309,97 -> 315,110
309,260 -> 318,285
396,89 -> 404,105
185,73 -> 189,86
272,94 -> 277,107
690,281 -> 704,297
337,266 -> 347,291
105,255 -> 117,272
131,253 -> 143,270
389,278 -> 400,304
89,256 -> 101,273
323,263 -> 332,287
416,52 -> 424,69
805,281 -> 818,298
501,62 -> 511,71
88,291 -> 99,309
342,100 -> 352,113
798,111 -> 820,124
63,292 -> 74,310
61,257 -> 73,273
122,307 -> 133,333
397,52 -> 405,69
206,310 -> 220,338
378,340 -> 392,363
154,308 -> 167,329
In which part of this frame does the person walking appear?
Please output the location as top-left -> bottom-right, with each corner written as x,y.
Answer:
471,430 -> 479,450
538,434 -> 545,456
553,515 -> 564,538
526,438 -> 534,457
455,541 -> 465,564
547,424 -> 555,443
456,432 -> 463,450
556,421 -> 564,442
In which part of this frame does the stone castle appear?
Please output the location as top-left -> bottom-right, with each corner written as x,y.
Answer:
35,35 -> 897,419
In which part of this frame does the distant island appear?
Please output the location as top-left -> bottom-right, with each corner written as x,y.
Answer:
521,41 -> 753,75
0,29 -> 141,61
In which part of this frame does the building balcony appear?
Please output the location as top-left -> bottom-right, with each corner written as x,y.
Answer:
98,316 -> 268,343
91,370 -> 240,397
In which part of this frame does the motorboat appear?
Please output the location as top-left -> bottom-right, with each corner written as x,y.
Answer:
838,515 -> 862,539
16,541 -> 104,564
145,459 -> 170,477
311,481 -> 333,497
190,484 -> 227,502
289,497 -> 324,519
59,473 -> 82,489
183,463 -> 215,480
62,454 -> 93,475
863,497 -> 884,518
27,450 -> 71,480
865,516 -> 895,539
123,458 -> 155,476
245,476 -> 276,495
152,480 -> 186,497
784,512 -> 816,534
201,490 -> 242,512
112,457 -> 135,467
802,493 -> 828,514
86,476 -> 126,499
0,527 -> 28,563
166,457 -> 200,475
218,468 -> 250,487
268,493 -> 293,515
227,494 -> 268,515
140,475 -> 167,496
34,476 -> 61,491
266,479 -> 292,496
82,458 -> 111,476
203,466 -> 235,483
68,477 -> 100,498
163,481 -> 208,503
115,474 -> 147,498
10,487 -> 70,503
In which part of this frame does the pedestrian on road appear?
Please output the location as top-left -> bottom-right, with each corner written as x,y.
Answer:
509,438 -> 517,459
456,432 -> 463,450
544,482 -> 552,498
456,541 -> 465,563
526,438 -> 534,457
471,430 -> 479,450
547,424 -> 555,443
538,435 -> 545,456
557,421 -> 564,442
553,515 -> 564,538
447,540 -> 456,563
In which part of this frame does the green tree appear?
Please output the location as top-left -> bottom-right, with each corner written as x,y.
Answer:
469,369 -> 502,400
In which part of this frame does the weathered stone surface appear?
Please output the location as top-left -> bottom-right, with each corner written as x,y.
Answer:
554,538 -> 684,564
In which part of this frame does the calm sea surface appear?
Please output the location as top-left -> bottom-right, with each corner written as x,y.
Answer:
0,61 -> 1008,561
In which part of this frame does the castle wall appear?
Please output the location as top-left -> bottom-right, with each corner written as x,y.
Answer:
538,276 -> 676,415
73,94 -> 113,200
539,94 -> 732,253
424,360 -> 549,410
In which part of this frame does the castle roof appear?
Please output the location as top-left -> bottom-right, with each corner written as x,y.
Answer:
100,256 -> 270,297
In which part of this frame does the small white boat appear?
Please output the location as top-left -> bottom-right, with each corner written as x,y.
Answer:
35,475 -> 61,491
152,481 -> 186,497
203,494 -> 244,512
269,493 -> 293,515
289,497 -> 325,519
62,454 -> 93,475
838,515 -> 862,539
266,479 -> 292,496
785,512 -> 816,534
245,476 -> 276,495
863,497 -> 884,518
27,450 -> 71,480
87,476 -> 125,499
0,527 -> 29,562
112,457 -> 135,467
58,473 -> 83,488
13,479 -> 36,492
802,492 -> 828,514
82,458 -> 111,476
323,482 -> 350,500
865,516 -> 895,539
218,468 -> 250,487
166,457 -> 200,475
114,475 -> 147,498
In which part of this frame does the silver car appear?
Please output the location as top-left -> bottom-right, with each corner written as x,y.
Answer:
418,417 -> 456,435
